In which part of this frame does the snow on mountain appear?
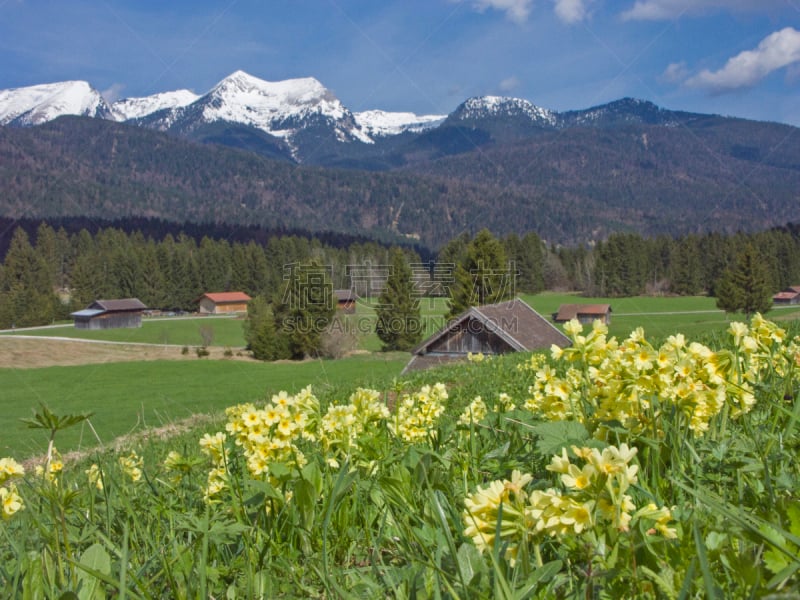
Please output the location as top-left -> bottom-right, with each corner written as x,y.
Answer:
0,80 -> 114,126
452,96 -> 557,127
186,70 -> 372,143
113,89 -> 200,121
354,110 -> 445,137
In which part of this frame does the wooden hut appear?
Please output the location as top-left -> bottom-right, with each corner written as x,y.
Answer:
71,298 -> 147,330
197,292 -> 252,314
334,289 -> 358,314
553,304 -> 612,325
773,286 -> 800,305
403,298 -> 570,373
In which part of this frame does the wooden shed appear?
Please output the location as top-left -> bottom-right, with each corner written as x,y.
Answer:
334,289 -> 358,314
553,304 -> 612,325
198,292 -> 252,314
773,286 -> 800,305
403,298 -> 570,373
71,298 -> 147,330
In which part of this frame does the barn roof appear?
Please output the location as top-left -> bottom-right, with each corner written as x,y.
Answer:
334,289 -> 358,302
70,308 -> 105,318
554,303 -> 612,322
89,298 -> 147,312
773,290 -> 800,300
404,298 -> 570,373
201,292 -> 252,304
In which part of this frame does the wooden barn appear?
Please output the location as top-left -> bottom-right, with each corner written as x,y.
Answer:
773,286 -> 800,305
198,292 -> 252,314
334,289 -> 358,314
553,304 -> 612,325
403,298 -> 570,373
71,298 -> 147,330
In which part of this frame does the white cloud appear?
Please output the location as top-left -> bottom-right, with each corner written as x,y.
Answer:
101,83 -> 125,103
621,0 -> 784,21
499,76 -> 521,91
553,0 -> 590,23
685,27 -> 800,93
469,0 -> 534,23
660,61 -> 689,84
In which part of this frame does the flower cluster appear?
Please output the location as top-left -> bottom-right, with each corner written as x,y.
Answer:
320,388 -> 389,466
35,448 -> 63,483
389,383 -> 448,443
222,386 -> 320,480
526,317 -> 771,436
458,393 -> 516,426
463,444 -> 675,563
85,463 -> 104,491
119,451 -> 143,483
0,457 -> 25,520
728,315 -> 800,384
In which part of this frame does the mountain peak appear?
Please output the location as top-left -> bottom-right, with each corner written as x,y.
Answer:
450,95 -> 557,127
0,80 -> 114,126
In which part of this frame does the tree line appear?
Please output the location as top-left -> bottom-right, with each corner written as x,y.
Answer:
0,221 -> 798,332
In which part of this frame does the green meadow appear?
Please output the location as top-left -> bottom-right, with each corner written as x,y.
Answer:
0,353 -> 407,459
3,294 -> 798,460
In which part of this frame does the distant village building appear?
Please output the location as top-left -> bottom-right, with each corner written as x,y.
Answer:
773,286 -> 800,305
553,304 -> 612,325
197,292 -> 252,314
71,298 -> 147,330
403,298 -> 570,373
334,289 -> 358,314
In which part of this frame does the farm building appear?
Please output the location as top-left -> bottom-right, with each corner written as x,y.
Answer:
197,292 -> 252,314
403,298 -> 570,373
334,289 -> 358,314
71,298 -> 147,330
773,286 -> 800,305
553,304 -> 612,325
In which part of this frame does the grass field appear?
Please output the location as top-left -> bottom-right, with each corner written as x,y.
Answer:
0,315 -> 248,348
0,353 -> 407,460
3,293 -> 798,461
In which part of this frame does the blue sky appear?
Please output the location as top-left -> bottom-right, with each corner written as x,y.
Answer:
1,0 -> 799,124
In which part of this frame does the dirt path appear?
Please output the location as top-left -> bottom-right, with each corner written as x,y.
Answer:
0,336 -> 255,369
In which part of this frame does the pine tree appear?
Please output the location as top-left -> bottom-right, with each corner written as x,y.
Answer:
375,248 -> 422,351
715,243 -> 773,319
244,295 -> 288,360
274,261 -> 335,359
447,229 -> 512,318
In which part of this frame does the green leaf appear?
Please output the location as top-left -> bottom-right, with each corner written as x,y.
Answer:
531,421 -> 590,457
456,543 -> 482,587
76,543 -> 111,600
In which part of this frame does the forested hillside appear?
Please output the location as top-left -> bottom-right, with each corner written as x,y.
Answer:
2,115 -> 799,246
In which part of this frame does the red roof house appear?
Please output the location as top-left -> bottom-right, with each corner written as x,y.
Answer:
198,292 -> 252,314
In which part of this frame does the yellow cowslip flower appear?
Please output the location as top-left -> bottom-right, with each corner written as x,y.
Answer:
559,498 -> 595,534
458,396 -> 488,425
635,502 -> 677,539
467,351 -> 485,363
463,471 -> 533,565
561,464 -> 595,491
564,319 -> 583,336
86,464 -> 103,491
119,451 -> 143,483
199,432 -> 228,465
0,484 -> 24,519
0,457 -> 25,484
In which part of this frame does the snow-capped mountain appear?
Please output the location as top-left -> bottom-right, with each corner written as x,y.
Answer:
138,70 -> 372,145
0,80 -> 114,126
449,96 -> 558,128
112,89 -> 200,121
354,110 -> 445,137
